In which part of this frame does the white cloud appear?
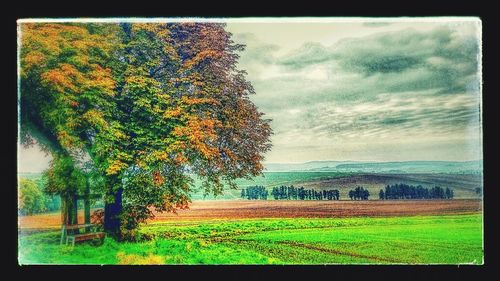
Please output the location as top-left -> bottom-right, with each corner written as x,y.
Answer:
303,66 -> 329,80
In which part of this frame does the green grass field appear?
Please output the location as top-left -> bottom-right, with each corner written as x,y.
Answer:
18,213 -> 483,265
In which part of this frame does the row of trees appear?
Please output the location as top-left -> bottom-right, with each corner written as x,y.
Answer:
242,184 -> 457,201
241,186 -> 268,200
270,185 -> 340,201
348,186 -> 370,200
379,184 -> 454,199
240,185 -> 342,201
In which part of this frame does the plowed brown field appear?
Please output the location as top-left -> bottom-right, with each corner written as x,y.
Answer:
18,199 -> 482,230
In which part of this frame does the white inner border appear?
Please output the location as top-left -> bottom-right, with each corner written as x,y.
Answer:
17,17 -> 481,23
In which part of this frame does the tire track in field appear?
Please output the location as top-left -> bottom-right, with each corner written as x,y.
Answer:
223,237 -> 401,263
276,240 -> 401,263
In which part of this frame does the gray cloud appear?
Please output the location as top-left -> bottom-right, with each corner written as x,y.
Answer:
276,27 -> 479,94
231,23 -> 482,162
280,42 -> 332,69
304,93 -> 479,140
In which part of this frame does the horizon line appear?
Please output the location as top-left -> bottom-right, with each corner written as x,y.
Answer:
18,159 -> 483,173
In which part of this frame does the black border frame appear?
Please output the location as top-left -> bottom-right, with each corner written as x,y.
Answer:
8,0 -> 498,279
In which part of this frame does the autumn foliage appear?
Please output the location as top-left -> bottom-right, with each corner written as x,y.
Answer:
20,22 -> 272,238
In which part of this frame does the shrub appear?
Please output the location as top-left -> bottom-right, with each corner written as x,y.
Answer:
19,179 -> 47,215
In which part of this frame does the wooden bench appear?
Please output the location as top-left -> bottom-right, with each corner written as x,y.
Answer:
60,223 -> 106,246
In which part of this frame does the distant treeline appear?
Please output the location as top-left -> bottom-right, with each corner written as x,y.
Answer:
19,178 -> 61,215
241,183 -> 455,201
241,185 -> 340,200
241,186 -> 269,200
271,185 -> 340,200
379,184 -> 454,200
19,177 -> 105,215
348,186 -> 370,200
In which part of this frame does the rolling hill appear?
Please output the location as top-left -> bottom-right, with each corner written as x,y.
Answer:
265,160 -> 482,174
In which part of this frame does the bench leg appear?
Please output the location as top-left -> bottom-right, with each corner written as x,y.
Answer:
60,226 -> 66,245
66,236 -> 75,247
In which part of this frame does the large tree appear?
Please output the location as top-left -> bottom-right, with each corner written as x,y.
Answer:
102,23 -> 272,238
20,22 -> 272,239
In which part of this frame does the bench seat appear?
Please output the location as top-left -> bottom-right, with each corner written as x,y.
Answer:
61,224 -> 106,246
66,232 -> 106,246
73,232 -> 106,242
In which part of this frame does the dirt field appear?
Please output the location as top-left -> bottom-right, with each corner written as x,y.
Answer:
18,199 -> 482,230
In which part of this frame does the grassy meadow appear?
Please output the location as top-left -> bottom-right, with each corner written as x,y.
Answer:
18,213 -> 483,265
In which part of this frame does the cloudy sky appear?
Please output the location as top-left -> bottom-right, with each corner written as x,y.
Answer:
225,18 -> 482,164
18,18 -> 482,172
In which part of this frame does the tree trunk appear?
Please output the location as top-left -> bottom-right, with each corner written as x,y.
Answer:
71,194 -> 78,224
61,194 -> 78,225
60,195 -> 65,225
84,177 -> 91,225
83,177 -> 91,233
104,187 -> 123,238
84,197 -> 90,223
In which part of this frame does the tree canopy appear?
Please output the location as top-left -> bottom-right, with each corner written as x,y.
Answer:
19,22 -> 272,238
